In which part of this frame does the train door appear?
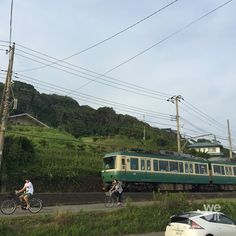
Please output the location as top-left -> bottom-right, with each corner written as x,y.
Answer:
140,159 -> 151,181
121,157 -> 127,182
184,162 -> 194,183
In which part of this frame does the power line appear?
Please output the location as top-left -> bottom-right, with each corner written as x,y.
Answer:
2,67 -> 232,145
11,73 -> 232,145
17,0 -> 179,73
14,50 -> 170,101
11,72 -> 173,121
3,67 -> 232,144
102,0 -> 233,75
182,100 -> 226,130
180,102 -> 226,133
13,0 -> 233,96
14,45 -> 172,98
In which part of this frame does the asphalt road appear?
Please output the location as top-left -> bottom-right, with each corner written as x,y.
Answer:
0,201 -> 155,217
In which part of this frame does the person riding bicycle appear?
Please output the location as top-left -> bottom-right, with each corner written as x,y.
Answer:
16,179 -> 34,209
109,179 -> 123,206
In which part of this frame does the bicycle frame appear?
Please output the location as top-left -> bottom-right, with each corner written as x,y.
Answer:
1,191 -> 43,215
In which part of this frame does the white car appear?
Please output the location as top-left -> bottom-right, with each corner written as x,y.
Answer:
165,210 -> 236,236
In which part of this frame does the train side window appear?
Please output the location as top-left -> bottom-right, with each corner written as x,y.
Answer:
220,166 -> 225,175
141,159 -> 145,170
195,164 -> 200,174
199,164 -> 207,174
189,163 -> 193,173
179,162 -> 184,173
122,159 -> 126,169
147,160 -> 151,171
233,167 -> 236,176
159,160 -> 169,172
153,160 -> 158,171
185,163 -> 189,173
213,165 -> 221,175
130,158 -> 139,170
170,161 -> 178,172
225,166 -> 232,175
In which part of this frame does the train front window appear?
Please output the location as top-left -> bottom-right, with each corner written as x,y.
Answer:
103,156 -> 116,169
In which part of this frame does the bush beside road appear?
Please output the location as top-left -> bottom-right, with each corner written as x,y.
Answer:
0,193 -> 235,236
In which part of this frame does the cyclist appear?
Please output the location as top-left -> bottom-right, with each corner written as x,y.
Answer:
16,179 -> 34,209
109,179 -> 123,206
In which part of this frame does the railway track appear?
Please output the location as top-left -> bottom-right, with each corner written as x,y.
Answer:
0,192 -> 235,207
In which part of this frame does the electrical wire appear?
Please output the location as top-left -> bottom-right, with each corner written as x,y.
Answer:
17,0 -> 179,73
102,0 -> 233,75
182,100 -> 226,130
14,52 -> 169,101
11,73 -> 233,148
11,72 -> 173,121
13,0 -> 233,98
14,46 -> 171,98
179,103 -> 226,133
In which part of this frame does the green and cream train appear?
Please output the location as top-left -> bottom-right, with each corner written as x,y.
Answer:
101,150 -> 236,191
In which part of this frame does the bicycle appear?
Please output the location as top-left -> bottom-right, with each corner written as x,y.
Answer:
104,191 -> 124,208
0,191 -> 43,215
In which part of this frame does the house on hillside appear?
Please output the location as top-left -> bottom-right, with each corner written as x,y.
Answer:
8,113 -> 49,128
187,141 -> 224,157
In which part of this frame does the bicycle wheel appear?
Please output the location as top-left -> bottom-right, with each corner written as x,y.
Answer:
28,198 -> 43,213
104,196 -> 115,208
0,199 -> 17,215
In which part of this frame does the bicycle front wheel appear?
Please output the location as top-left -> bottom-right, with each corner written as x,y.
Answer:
0,199 -> 17,215
28,198 -> 43,213
104,196 -> 115,208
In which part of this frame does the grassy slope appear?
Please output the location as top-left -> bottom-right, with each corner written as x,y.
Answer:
5,125 -> 165,192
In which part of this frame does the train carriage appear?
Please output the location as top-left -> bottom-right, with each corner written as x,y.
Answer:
210,160 -> 236,190
102,151 -> 211,191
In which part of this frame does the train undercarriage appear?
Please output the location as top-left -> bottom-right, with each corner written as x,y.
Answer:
119,182 -> 236,192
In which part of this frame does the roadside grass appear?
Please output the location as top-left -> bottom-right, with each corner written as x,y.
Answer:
1,193 -> 236,236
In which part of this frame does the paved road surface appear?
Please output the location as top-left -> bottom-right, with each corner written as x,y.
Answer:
0,201 -> 155,217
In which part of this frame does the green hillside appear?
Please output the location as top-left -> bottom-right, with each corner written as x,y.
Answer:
2,81 -> 177,144
2,124 -> 177,192
0,81 -> 179,192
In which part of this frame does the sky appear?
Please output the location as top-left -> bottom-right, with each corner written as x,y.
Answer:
0,0 -> 235,152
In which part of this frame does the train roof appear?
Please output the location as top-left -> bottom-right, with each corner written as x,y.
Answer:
208,157 -> 236,166
104,150 -> 209,163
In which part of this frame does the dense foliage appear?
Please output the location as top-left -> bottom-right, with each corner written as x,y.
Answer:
2,81 -> 177,149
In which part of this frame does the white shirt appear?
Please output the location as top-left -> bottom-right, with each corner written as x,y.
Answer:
24,181 -> 34,195
115,182 -> 123,194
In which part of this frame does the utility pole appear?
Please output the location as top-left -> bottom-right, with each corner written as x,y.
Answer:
143,114 -> 146,141
167,95 -> 184,153
227,119 -> 233,160
0,43 -> 15,176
